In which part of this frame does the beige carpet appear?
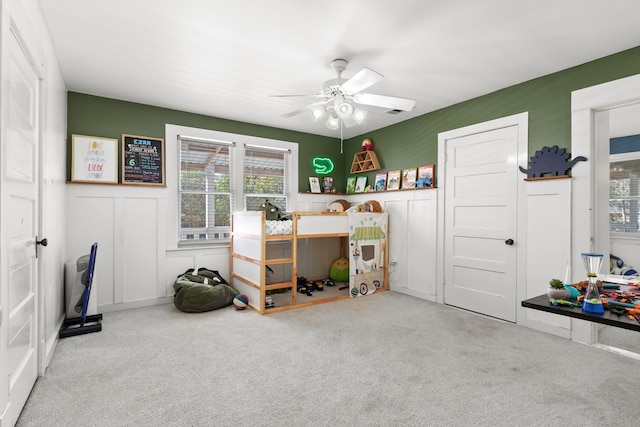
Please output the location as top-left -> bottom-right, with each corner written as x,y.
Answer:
17,292 -> 640,426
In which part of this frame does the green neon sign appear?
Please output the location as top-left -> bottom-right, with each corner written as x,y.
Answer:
312,157 -> 334,175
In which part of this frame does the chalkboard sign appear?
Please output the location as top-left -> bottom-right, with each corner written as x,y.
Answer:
121,134 -> 165,186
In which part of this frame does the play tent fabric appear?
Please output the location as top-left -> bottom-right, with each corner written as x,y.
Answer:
348,212 -> 387,297
173,268 -> 238,313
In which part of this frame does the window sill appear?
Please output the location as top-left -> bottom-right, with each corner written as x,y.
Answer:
169,241 -> 231,253
610,233 -> 640,240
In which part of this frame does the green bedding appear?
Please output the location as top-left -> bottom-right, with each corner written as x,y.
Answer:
173,268 -> 238,313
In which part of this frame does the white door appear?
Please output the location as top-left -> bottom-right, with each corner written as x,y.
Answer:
0,24 -> 40,426
443,126 -> 518,322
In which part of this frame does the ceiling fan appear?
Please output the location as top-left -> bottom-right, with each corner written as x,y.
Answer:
274,59 -> 416,129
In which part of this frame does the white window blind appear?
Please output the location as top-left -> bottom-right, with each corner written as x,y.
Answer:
178,136 -> 235,243
243,144 -> 291,212
610,155 -> 640,234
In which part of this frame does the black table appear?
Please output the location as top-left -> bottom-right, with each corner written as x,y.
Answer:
521,294 -> 640,333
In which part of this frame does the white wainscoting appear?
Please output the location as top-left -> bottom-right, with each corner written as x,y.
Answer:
522,178 -> 572,337
67,180 -> 574,328
66,186 -> 440,312
65,184 -> 169,312
298,190 -> 438,300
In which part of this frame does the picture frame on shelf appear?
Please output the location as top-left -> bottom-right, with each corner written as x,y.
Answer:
386,170 -> 401,191
71,134 -> 119,184
309,177 -> 321,193
402,168 -> 417,189
416,164 -> 435,188
355,176 -> 367,193
374,171 -> 387,192
322,177 -> 334,193
346,176 -> 357,194
121,134 -> 165,186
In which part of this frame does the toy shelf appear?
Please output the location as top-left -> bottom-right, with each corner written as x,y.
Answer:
350,150 -> 381,174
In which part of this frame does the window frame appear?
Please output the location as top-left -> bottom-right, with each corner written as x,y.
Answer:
609,151 -> 640,238
242,143 -> 292,213
178,135 -> 235,245
167,124 -> 298,248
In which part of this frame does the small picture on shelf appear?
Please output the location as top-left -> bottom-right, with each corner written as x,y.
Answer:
374,172 -> 387,192
346,176 -> 357,194
309,177 -> 321,193
355,176 -> 367,193
322,177 -> 334,193
416,164 -> 434,188
387,170 -> 401,191
402,168 -> 417,189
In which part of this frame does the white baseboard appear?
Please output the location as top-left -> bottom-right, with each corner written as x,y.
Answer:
391,287 -> 437,303
99,296 -> 173,313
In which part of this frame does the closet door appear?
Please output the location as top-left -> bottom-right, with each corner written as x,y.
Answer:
0,19 -> 41,425
443,126 -> 518,322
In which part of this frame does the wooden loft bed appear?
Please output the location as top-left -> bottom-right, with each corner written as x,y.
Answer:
230,211 -> 388,314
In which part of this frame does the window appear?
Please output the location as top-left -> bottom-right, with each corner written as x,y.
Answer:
175,128 -> 297,245
179,136 -> 235,243
243,144 -> 291,213
609,153 -> 640,234
609,132 -> 640,235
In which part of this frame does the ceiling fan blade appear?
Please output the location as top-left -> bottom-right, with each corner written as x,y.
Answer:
353,92 -> 416,111
281,99 -> 332,118
270,94 -> 324,98
281,108 -> 307,118
341,68 -> 383,93
341,115 -> 360,128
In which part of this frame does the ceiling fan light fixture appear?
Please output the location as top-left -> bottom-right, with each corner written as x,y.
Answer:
353,109 -> 367,124
325,114 -> 340,130
335,100 -> 354,119
311,105 -> 325,121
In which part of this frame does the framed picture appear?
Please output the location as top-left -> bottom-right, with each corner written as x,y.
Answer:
416,164 -> 435,188
355,176 -> 367,193
71,134 -> 118,184
386,170 -> 401,191
121,134 -> 165,186
374,172 -> 387,192
346,176 -> 357,194
309,177 -> 321,193
322,177 -> 334,193
402,168 -> 417,189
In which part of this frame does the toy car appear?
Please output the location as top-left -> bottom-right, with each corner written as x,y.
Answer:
322,279 -> 335,287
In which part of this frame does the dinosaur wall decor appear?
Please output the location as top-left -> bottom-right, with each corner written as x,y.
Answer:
519,145 -> 587,178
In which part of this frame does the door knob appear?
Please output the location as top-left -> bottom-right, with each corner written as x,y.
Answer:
505,239 -> 514,245
36,237 -> 48,247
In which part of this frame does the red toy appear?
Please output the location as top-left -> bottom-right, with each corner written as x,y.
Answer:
361,138 -> 374,151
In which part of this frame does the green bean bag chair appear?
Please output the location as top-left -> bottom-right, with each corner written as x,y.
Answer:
173,268 -> 239,313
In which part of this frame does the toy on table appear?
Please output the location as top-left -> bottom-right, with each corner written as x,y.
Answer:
627,308 -> 640,323
549,298 -> 581,308
562,266 -> 581,299
581,253 -> 605,315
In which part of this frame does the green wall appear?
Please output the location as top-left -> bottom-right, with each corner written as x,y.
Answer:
343,45 -> 640,187
68,45 -> 640,192
66,93 -> 344,190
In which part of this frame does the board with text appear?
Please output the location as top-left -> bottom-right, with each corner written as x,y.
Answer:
122,134 -> 165,186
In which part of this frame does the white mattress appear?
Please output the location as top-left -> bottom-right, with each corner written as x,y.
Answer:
265,220 -> 293,235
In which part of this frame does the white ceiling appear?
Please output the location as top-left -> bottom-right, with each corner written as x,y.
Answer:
37,0 -> 640,139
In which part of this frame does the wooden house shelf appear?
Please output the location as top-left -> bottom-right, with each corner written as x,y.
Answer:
350,150 -> 381,174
